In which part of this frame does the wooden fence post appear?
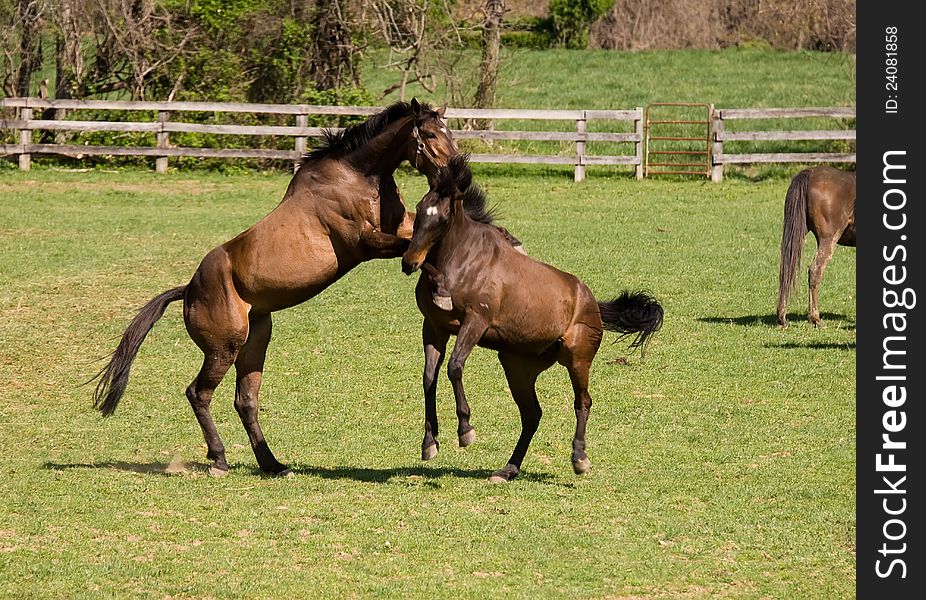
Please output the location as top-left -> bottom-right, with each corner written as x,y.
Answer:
634,108 -> 644,180
18,107 -> 33,171
293,113 -> 308,173
575,112 -> 586,182
711,108 -> 724,182
156,111 -> 170,173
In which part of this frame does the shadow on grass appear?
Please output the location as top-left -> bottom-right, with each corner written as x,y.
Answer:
767,341 -> 856,350
43,460 -> 210,477
286,464 -> 560,486
698,311 -> 853,328
43,461 -> 562,485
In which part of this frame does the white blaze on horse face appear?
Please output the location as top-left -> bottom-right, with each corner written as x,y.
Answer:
426,206 -> 439,216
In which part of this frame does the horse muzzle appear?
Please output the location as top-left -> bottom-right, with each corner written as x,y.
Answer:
401,255 -> 422,275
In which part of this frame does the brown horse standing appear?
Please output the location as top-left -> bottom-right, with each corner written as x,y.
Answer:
776,166 -> 856,327
401,155 -> 663,482
92,99 -> 457,477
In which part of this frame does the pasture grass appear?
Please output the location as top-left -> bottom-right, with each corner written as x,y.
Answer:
0,165 -> 855,598
363,47 -> 856,162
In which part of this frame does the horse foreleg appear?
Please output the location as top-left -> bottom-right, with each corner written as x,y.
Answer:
398,210 -> 415,240
808,235 -> 839,327
446,311 -> 488,448
420,262 -> 452,311
233,314 -> 290,477
360,225 -> 410,259
421,320 -> 449,460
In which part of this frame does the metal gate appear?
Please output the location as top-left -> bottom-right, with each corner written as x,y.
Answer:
644,103 -> 713,178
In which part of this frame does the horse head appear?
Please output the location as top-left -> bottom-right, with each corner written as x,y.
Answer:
406,98 -> 458,185
402,154 -> 472,274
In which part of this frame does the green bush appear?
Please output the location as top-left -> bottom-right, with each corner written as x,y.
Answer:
549,0 -> 612,49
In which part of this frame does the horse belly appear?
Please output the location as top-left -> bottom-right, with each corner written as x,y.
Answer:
231,236 -> 347,313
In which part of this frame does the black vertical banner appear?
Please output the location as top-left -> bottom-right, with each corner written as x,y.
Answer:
857,2 -> 925,597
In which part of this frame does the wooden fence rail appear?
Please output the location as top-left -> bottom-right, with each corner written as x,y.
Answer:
0,98 -> 855,182
0,98 -> 643,182
710,106 -> 855,181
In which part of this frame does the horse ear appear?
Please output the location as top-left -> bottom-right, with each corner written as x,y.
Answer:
435,104 -> 447,118
410,97 -> 421,116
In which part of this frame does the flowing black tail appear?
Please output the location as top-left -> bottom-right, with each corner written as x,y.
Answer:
91,286 -> 186,416
598,290 -> 664,353
778,169 -> 810,312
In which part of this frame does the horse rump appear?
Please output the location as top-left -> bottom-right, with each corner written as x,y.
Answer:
598,291 -> 664,351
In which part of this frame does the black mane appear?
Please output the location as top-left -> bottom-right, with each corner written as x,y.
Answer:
302,101 -> 434,162
437,154 -> 497,225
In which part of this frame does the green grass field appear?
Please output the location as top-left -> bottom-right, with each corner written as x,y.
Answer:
1,46 -> 856,598
0,163 -> 855,598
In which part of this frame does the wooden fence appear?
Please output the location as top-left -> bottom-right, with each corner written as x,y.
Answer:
0,98 -> 643,182
710,106 -> 855,181
0,98 -> 855,182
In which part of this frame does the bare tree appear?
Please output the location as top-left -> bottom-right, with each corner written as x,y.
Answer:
370,0 -> 468,102
93,0 -> 194,100
309,0 -> 362,91
471,0 -> 505,129
6,0 -> 44,97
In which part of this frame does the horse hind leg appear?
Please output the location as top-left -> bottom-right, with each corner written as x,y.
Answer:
233,314 -> 291,477
490,351 -> 555,483
558,322 -> 601,475
808,234 -> 840,327
186,349 -> 238,477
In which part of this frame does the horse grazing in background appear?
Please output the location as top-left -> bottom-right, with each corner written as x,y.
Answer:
776,166 -> 855,328
401,155 -> 664,483
92,99 -> 457,477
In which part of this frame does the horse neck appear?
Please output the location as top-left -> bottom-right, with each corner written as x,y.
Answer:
346,116 -> 414,177
430,211 -> 487,272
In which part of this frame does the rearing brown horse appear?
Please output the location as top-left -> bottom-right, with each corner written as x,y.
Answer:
776,166 -> 855,327
92,99 -> 457,477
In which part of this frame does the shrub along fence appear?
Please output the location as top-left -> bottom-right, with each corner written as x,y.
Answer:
0,98 -> 854,181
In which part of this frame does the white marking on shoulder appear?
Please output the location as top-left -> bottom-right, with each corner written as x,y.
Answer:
426,206 -> 438,216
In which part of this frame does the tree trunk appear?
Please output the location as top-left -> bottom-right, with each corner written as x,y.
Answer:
14,0 -> 43,97
309,0 -> 359,91
472,0 -> 505,129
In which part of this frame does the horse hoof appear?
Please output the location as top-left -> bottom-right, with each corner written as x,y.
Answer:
422,443 -> 438,461
433,295 -> 453,311
488,464 -> 519,483
458,428 -> 476,447
275,469 -> 294,478
572,457 -> 591,475
208,466 -> 229,478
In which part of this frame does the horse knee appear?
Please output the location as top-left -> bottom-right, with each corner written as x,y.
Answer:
233,391 -> 256,415
447,360 -> 464,382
